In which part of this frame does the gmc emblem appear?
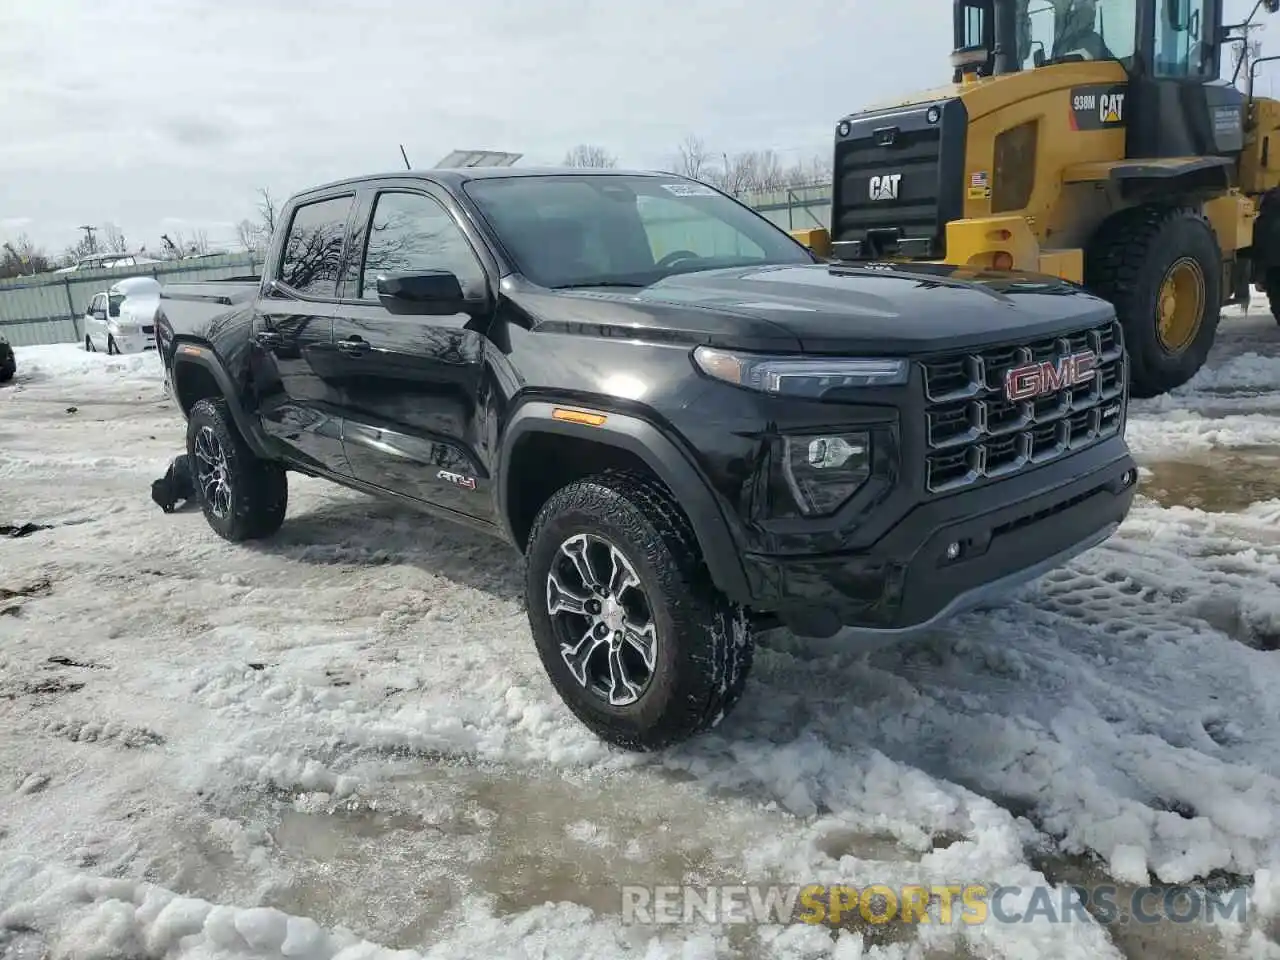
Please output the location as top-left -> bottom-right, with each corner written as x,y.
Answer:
1004,351 -> 1098,402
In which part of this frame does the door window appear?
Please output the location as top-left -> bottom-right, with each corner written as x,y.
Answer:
358,192 -> 486,301
89,294 -> 105,316
1154,0 -> 1213,77
277,194 -> 354,297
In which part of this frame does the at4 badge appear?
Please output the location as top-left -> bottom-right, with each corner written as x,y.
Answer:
1069,85 -> 1127,130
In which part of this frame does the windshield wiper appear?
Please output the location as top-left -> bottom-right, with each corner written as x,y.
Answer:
552,280 -> 650,289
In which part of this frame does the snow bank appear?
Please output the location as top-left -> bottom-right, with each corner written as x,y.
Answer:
11,343 -> 164,385
0,856 -> 720,960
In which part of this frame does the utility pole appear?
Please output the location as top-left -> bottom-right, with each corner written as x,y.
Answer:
1232,23 -> 1265,95
77,224 -> 98,254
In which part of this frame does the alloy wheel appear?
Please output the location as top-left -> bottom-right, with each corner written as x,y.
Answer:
545,532 -> 658,707
193,426 -> 232,519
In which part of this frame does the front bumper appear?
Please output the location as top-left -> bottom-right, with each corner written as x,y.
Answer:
744,440 -> 1137,636
108,331 -> 156,353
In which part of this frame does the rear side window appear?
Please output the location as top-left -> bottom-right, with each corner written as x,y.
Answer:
278,195 -> 354,297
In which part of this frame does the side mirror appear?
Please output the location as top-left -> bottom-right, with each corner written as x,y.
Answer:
375,270 -> 468,315
1268,0 -> 1279,13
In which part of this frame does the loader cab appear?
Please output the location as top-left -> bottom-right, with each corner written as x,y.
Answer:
953,0 -> 1244,162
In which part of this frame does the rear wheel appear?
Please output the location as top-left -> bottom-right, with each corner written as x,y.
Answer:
186,398 -> 287,542
1086,206 -> 1221,398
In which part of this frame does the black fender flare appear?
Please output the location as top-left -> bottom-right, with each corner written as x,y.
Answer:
169,342 -> 273,459
496,400 -> 753,605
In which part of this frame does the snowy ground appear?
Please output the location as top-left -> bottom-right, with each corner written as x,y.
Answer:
1,306 -> 1279,960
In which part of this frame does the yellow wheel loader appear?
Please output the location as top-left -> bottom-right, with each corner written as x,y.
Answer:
796,0 -> 1280,398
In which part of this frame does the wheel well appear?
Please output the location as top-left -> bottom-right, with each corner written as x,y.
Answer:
173,360 -> 223,415
505,432 -> 660,550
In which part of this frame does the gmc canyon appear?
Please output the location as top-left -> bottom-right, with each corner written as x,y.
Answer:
156,167 -> 1138,750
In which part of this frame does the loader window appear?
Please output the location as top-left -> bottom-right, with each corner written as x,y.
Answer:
1154,0 -> 1213,77
1025,0 -> 1138,68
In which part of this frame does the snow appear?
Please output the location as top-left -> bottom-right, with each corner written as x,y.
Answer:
1,305 -> 1279,960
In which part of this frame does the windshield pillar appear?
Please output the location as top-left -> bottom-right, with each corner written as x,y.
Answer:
993,0 -> 1023,73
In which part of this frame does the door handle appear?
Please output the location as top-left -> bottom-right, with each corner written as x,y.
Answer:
336,335 -> 370,356
254,330 -> 282,347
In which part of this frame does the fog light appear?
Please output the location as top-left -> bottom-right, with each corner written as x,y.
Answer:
926,106 -> 941,124
1121,469 -> 1135,487
807,436 -> 865,469
837,121 -> 851,137
945,541 -> 962,560
782,431 -> 871,516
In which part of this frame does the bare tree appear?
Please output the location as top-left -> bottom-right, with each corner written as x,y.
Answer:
563,144 -> 617,168
190,229 -> 210,256
0,234 -> 51,278
784,154 -> 834,188
101,223 -> 129,253
673,135 -> 713,181
257,187 -> 278,237
235,219 -> 259,252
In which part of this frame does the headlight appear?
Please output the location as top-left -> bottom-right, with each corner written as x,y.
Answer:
782,431 -> 871,516
693,347 -> 909,399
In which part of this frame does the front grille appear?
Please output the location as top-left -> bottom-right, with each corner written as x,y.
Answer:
920,320 -> 1126,495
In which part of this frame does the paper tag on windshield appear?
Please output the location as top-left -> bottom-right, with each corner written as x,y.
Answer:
660,182 -> 718,197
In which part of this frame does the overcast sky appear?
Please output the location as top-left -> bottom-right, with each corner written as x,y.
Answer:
0,0 -> 1269,257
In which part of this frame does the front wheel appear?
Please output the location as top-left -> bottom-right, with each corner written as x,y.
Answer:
1086,206 -> 1222,399
524,471 -> 754,751
107,335 -> 119,356
186,398 -> 288,542
85,336 -> 96,353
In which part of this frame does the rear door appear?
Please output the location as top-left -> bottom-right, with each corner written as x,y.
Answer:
250,193 -> 357,477
329,183 -> 496,520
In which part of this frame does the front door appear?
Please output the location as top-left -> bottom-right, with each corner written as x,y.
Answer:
250,192 -> 355,477
330,186 -> 495,522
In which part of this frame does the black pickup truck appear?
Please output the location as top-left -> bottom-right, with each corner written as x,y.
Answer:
156,167 -> 1138,750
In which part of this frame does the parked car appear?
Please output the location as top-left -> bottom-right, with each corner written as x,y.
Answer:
56,252 -> 163,273
0,335 -> 14,383
83,277 -> 161,354
156,167 -> 1138,751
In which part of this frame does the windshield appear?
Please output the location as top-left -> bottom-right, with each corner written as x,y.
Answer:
1016,0 -> 1138,68
108,294 -> 124,317
463,174 -> 814,289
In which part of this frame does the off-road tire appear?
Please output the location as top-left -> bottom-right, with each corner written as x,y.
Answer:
1085,205 -> 1221,398
524,470 -> 753,751
186,398 -> 288,542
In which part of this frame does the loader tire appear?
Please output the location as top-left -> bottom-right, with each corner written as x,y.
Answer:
1085,206 -> 1221,399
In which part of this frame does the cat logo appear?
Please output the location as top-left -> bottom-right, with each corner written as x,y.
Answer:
1069,84 -> 1128,130
1100,92 -> 1124,124
869,173 -> 902,201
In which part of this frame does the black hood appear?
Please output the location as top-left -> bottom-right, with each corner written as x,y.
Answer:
628,262 -> 1114,354
512,262 -> 1114,355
